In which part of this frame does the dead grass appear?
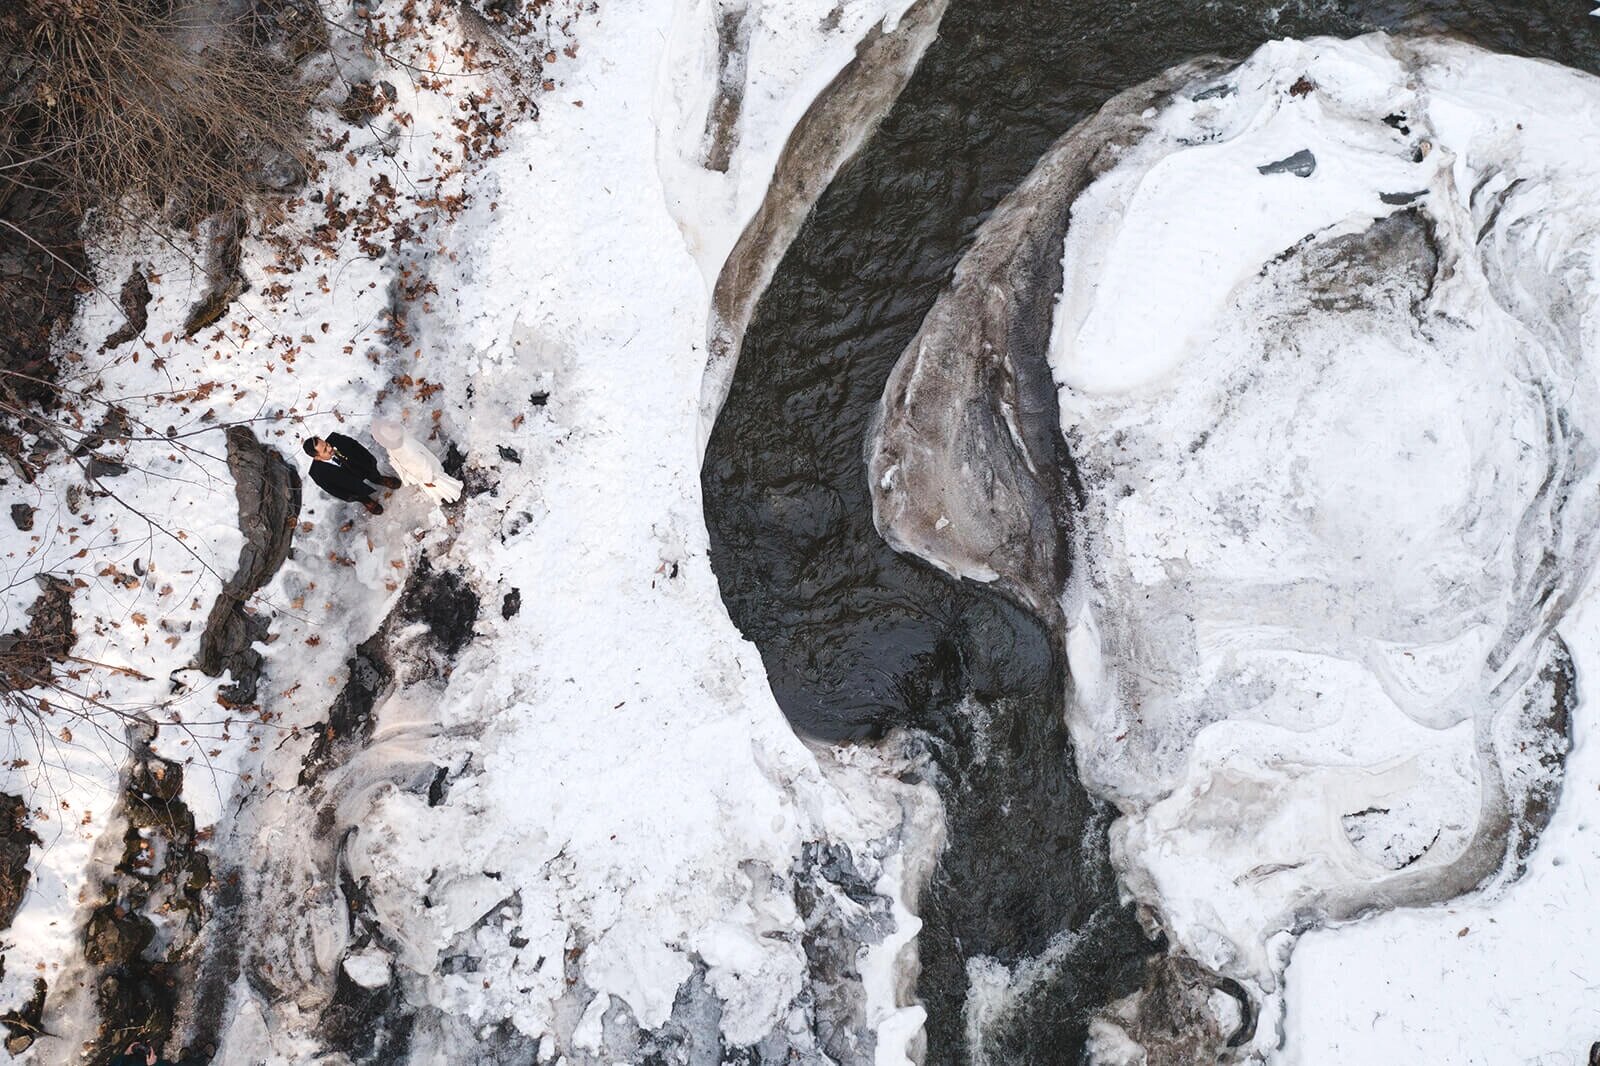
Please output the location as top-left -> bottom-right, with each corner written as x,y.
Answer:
0,0 -> 323,221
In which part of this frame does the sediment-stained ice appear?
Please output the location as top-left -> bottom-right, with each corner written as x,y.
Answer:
871,30 -> 1600,1060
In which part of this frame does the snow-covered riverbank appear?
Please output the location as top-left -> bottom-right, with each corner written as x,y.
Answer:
0,1 -> 946,1060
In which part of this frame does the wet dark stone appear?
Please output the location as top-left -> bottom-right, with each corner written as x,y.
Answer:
399,559 -> 480,658
131,757 -> 185,805
85,905 -> 155,966
86,456 -> 129,479
319,967 -> 415,1064
7,504 -> 30,531
1257,147 -> 1317,176
0,795 -> 38,931
0,977 -> 47,1055
497,444 -> 522,464
196,427 -> 302,706
0,575 -> 75,691
427,765 -> 451,806
300,633 -> 393,789
501,588 -> 521,619
182,210 -> 249,338
81,744 -> 207,1065
529,391 -> 549,407
1510,635 -> 1577,872
445,440 -> 497,498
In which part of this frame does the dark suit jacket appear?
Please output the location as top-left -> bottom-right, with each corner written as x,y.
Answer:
309,460 -> 375,502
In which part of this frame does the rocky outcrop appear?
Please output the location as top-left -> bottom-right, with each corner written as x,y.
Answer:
181,210 -> 249,338
195,426 -> 301,706
82,744 -> 209,1065
100,263 -> 153,352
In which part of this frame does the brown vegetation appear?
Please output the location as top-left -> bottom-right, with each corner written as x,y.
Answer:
0,0 -> 323,221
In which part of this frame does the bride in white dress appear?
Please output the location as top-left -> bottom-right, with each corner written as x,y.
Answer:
371,418 -> 463,506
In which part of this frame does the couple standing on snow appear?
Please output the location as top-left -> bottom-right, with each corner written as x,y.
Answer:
303,419 -> 462,514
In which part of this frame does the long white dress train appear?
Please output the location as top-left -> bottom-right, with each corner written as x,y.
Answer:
371,418 -> 463,506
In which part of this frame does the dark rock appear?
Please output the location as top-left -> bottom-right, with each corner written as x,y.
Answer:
497,445 -> 521,464
8,504 -> 31,531
0,977 -> 47,1054
131,757 -> 184,805
86,456 -> 129,479
182,210 -> 249,337
1098,955 -> 1255,1065
301,559 -> 477,789
82,743 -> 204,1065
318,965 -> 415,1065
529,391 -> 549,407
442,440 -> 466,479
195,427 -> 302,705
0,795 -> 38,930
299,633 -> 392,790
101,263 -> 152,351
1257,148 -> 1316,177
1380,190 -> 1426,205
501,588 -> 521,619
399,560 -> 479,658
182,281 -> 243,337
85,904 -> 154,965
1289,75 -> 1316,96
0,575 -> 74,690
427,766 -> 451,806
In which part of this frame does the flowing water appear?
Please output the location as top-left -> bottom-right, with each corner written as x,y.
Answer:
701,3 -> 1600,1062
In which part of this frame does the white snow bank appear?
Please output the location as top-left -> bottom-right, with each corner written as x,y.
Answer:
1051,33 -> 1600,1057
325,2 -> 939,1049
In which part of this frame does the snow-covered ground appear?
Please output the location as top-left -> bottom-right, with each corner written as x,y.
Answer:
1051,33 -> 1600,1061
12,5 -> 1600,1062
0,0 -> 945,1061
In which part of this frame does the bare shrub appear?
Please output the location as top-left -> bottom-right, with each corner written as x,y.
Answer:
0,0 -> 323,221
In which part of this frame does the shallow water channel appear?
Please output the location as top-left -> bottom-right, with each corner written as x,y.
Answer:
701,3 -> 1600,1061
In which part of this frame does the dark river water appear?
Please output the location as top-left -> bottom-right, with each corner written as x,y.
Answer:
701,3 -> 1600,1062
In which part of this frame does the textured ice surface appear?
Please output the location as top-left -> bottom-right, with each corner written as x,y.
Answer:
869,28 -> 1600,1061
1053,34 -> 1600,1055
0,1 -> 944,1062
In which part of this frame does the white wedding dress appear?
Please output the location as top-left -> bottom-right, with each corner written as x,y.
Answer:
371,418 -> 463,506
